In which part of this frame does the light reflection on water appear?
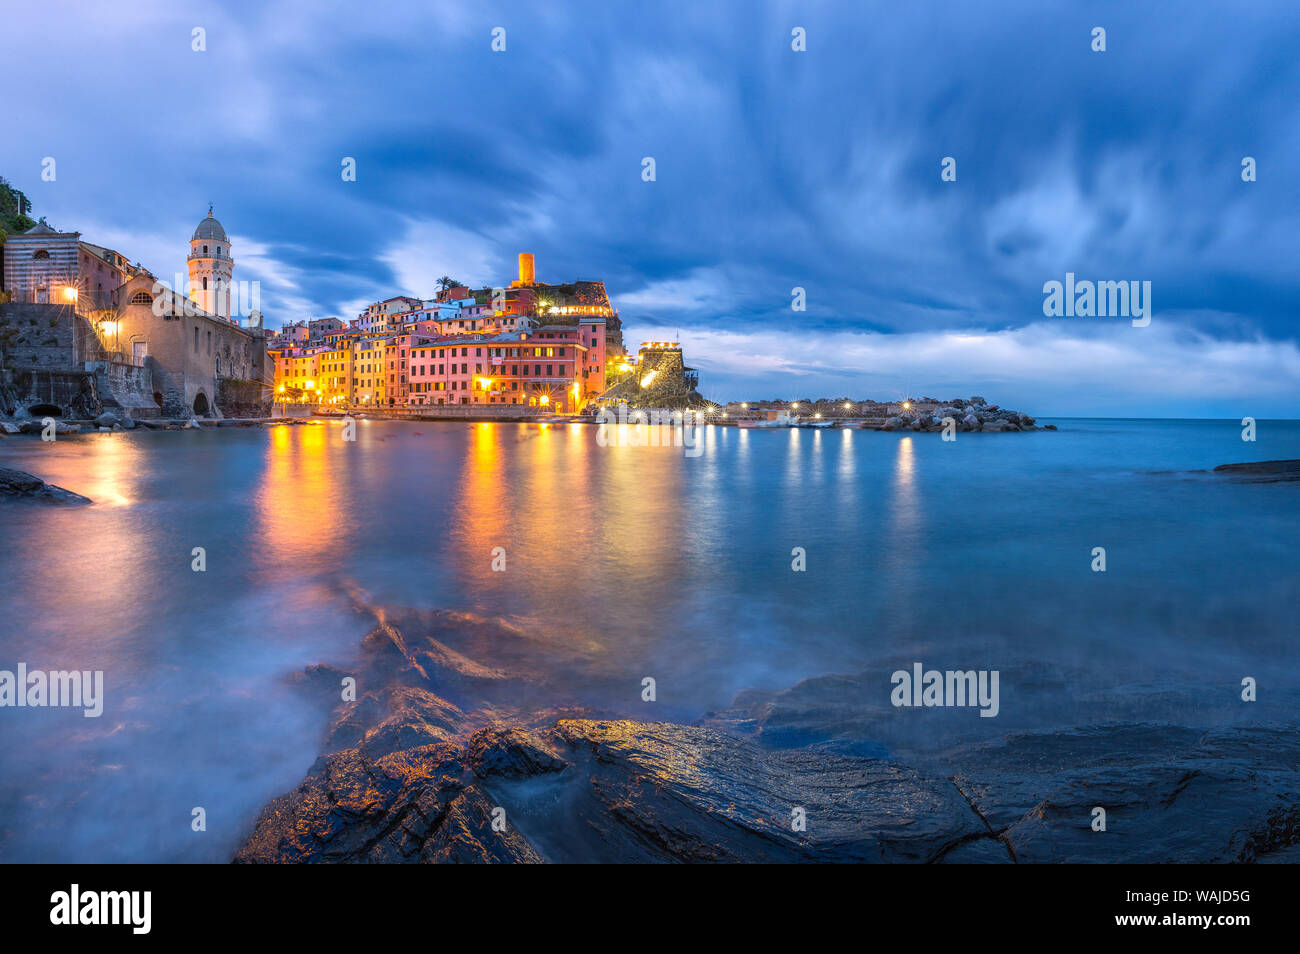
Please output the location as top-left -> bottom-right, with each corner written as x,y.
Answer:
0,418 -> 1298,861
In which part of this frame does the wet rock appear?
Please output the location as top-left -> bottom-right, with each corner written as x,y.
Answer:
537,719 -> 985,863
234,743 -> 471,863
93,412 -> 120,428
352,687 -> 464,758
0,467 -> 91,504
237,609 -> 1300,864
17,419 -> 79,435
1212,459 -> 1300,483
467,726 -> 567,779
419,787 -> 546,863
945,724 -> 1300,863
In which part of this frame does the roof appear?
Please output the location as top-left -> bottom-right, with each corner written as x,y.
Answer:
192,207 -> 228,243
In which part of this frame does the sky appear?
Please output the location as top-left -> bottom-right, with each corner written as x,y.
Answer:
2,0 -> 1297,415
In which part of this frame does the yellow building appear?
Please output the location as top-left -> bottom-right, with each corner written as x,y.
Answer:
274,349 -> 322,403
316,346 -> 352,405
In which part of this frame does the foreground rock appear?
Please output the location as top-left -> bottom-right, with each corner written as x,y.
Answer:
1213,459 -> 1300,483
0,467 -> 91,504
235,717 -> 985,863
236,602 -> 1300,863
946,725 -> 1300,863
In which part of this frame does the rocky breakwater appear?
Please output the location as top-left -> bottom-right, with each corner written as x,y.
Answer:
235,595 -> 1300,863
880,396 -> 1055,433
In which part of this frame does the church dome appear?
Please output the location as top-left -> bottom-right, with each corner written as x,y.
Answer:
192,206 -> 228,243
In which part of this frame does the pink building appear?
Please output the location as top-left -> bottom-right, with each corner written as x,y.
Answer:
406,320 -> 604,412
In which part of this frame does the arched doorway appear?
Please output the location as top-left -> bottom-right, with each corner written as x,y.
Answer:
192,392 -> 210,417
27,403 -> 62,418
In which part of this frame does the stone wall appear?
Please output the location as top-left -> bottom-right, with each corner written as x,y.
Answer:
216,377 -> 271,418
87,360 -> 167,419
0,302 -> 97,370
2,368 -> 102,418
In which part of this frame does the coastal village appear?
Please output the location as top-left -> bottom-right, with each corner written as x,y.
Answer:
0,187 -> 1046,433
0,190 -> 711,423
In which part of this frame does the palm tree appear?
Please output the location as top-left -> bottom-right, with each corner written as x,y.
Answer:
436,275 -> 459,292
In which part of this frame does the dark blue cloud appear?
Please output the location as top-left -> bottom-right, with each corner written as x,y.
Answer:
2,0 -> 1297,410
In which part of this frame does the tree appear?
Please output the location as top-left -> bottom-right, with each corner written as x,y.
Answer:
0,176 -> 37,238
436,275 -> 460,292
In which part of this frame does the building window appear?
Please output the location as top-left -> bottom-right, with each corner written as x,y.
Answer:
33,249 -> 50,260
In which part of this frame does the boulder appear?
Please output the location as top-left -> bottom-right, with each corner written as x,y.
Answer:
0,467 -> 92,504
17,420 -> 79,435
93,412 -> 120,428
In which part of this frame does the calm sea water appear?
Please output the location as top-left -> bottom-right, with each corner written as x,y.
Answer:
1,418 -> 1297,861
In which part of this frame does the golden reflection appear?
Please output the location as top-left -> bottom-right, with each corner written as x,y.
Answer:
838,428 -> 855,481
83,431 -> 139,507
884,435 -> 924,583
454,423 -> 512,586
3,436 -> 151,660
895,435 -> 915,489
784,427 -> 802,489
255,421 -> 350,574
